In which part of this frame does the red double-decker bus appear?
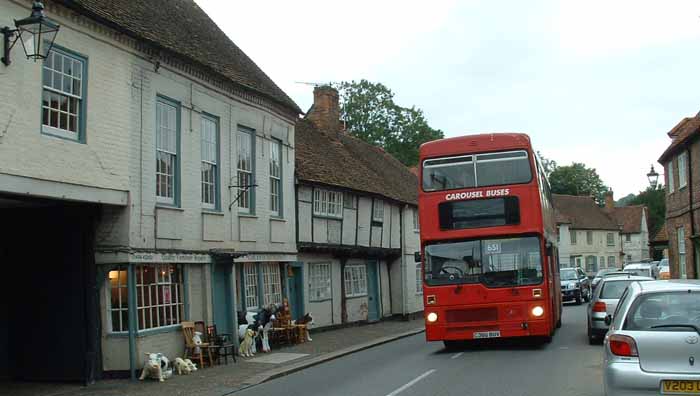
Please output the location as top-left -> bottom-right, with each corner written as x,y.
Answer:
418,133 -> 561,347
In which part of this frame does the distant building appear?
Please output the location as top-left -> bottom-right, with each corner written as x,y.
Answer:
650,222 -> 669,260
658,115 -> 700,279
554,194 -> 623,274
603,192 -> 650,264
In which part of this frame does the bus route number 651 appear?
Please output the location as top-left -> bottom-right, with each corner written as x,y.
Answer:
486,242 -> 501,254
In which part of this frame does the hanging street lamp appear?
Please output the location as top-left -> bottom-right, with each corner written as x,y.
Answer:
2,1 -> 60,66
647,164 -> 660,189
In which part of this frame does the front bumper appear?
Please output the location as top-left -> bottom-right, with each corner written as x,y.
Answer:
605,361 -> 700,396
561,288 -> 580,301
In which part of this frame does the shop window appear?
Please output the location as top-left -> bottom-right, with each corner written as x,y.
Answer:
261,262 -> 282,306
309,263 -> 331,301
108,266 -> 129,332
135,264 -> 183,330
344,264 -> 368,297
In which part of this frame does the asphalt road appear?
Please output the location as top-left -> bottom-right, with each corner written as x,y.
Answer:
232,303 -> 603,396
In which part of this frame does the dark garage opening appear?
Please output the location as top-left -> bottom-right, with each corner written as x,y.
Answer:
0,196 -> 100,384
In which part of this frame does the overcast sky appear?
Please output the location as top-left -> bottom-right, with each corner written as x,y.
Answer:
195,0 -> 700,198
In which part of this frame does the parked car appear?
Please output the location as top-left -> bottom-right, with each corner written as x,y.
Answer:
622,262 -> 658,279
603,280 -> 700,396
592,269 -> 625,291
658,258 -> 670,280
560,267 -> 591,304
587,274 -> 653,344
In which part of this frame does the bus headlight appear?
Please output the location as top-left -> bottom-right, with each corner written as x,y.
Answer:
427,312 -> 438,323
531,306 -> 544,317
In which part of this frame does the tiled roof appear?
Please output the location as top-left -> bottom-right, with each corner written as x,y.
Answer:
54,0 -> 301,114
295,119 -> 418,205
659,116 -> 700,163
652,222 -> 668,242
604,205 -> 646,234
553,194 -> 620,231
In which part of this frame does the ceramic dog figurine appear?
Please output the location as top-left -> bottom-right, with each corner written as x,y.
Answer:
139,353 -> 169,382
173,357 -> 191,375
296,313 -> 314,342
239,328 -> 255,357
184,358 -> 197,372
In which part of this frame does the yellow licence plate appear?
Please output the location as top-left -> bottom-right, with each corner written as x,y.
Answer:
662,380 -> 700,394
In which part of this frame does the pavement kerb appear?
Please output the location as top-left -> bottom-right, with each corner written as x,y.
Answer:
235,327 -> 425,390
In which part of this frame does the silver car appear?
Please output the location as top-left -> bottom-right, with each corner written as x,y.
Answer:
587,274 -> 653,344
603,280 -> 700,396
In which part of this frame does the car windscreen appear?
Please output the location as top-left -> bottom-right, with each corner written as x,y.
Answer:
422,150 -> 531,192
560,269 -> 577,281
624,291 -> 700,331
424,235 -> 542,287
599,280 -> 636,299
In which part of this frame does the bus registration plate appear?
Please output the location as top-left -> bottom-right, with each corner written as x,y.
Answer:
473,331 -> 501,339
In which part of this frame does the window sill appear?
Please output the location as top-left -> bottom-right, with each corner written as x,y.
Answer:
156,204 -> 184,212
270,217 -> 287,223
345,294 -> 368,299
238,213 -> 258,219
105,325 -> 182,338
41,126 -> 82,143
202,209 -> 224,216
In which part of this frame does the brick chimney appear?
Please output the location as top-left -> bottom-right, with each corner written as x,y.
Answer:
604,190 -> 614,210
308,85 -> 340,136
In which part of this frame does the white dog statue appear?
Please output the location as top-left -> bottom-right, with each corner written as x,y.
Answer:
173,357 -> 191,375
192,331 -> 203,354
239,328 -> 255,357
184,358 -> 197,372
139,353 -> 169,382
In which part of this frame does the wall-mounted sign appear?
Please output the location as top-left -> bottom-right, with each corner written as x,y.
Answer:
234,253 -> 298,263
129,252 -> 212,263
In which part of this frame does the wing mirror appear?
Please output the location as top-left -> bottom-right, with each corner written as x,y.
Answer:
414,252 -> 421,263
604,315 -> 612,326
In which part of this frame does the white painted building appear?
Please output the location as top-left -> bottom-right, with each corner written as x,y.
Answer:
604,204 -> 650,264
554,194 -> 624,275
291,87 -> 423,329
0,0 -> 300,382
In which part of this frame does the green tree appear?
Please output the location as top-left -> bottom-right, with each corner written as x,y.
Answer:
337,79 -> 444,166
549,162 -> 609,205
627,185 -> 666,238
537,151 -> 557,177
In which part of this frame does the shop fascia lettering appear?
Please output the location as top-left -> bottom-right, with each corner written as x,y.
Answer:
444,188 -> 510,201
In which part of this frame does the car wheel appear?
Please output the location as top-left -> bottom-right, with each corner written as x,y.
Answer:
587,324 -> 596,345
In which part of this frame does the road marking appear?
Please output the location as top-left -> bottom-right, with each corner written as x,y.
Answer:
450,352 -> 463,359
385,369 -> 436,396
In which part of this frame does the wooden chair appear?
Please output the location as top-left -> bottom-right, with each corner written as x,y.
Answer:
207,324 -> 236,364
181,321 -> 214,368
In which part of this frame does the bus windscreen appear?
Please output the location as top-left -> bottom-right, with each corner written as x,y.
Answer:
424,236 -> 543,288
422,150 -> 531,192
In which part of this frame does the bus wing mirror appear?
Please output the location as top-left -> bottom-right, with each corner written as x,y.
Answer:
414,252 -> 421,263
545,241 -> 553,257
